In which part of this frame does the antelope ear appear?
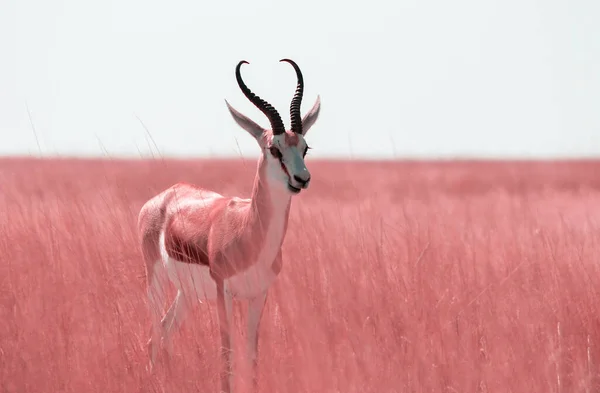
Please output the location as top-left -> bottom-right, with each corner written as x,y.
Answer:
225,100 -> 265,140
301,95 -> 321,136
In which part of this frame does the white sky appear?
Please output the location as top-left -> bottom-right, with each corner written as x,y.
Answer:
1,0 -> 599,159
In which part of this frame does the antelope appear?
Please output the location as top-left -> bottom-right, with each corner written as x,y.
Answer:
137,59 -> 321,392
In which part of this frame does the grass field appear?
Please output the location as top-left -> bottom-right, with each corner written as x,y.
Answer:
1,158 -> 600,393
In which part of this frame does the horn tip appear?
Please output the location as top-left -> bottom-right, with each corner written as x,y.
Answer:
280,58 -> 295,65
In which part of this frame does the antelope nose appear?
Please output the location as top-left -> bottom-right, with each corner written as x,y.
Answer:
293,174 -> 310,185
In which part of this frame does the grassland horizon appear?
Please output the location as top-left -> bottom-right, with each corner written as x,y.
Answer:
1,158 -> 600,393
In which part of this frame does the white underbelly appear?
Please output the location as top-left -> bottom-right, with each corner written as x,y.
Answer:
226,263 -> 277,298
165,258 -> 218,300
165,259 -> 277,300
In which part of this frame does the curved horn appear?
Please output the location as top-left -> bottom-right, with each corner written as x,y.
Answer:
280,59 -> 304,134
235,60 -> 285,135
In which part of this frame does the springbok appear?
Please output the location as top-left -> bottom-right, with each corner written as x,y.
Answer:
137,59 -> 321,392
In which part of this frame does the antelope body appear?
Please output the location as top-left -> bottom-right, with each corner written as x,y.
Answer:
137,59 -> 321,392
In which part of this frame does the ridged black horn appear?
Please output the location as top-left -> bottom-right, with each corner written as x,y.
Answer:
235,60 -> 285,135
280,59 -> 304,134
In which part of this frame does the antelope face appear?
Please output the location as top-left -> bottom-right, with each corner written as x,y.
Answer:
266,131 -> 311,194
225,58 -> 321,196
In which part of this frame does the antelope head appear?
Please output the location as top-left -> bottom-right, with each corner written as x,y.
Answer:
225,59 -> 321,195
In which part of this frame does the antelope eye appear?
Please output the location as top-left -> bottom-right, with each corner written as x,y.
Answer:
269,146 -> 282,159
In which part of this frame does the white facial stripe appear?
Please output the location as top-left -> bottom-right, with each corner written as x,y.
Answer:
267,134 -> 311,188
287,146 -> 308,173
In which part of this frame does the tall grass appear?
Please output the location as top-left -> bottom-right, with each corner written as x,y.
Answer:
1,158 -> 599,392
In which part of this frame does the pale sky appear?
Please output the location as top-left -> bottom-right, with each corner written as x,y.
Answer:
1,0 -> 599,159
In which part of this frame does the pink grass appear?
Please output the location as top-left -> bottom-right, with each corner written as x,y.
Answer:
1,158 -> 600,393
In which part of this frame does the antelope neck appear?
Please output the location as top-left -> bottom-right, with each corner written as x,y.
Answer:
248,155 -> 292,238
